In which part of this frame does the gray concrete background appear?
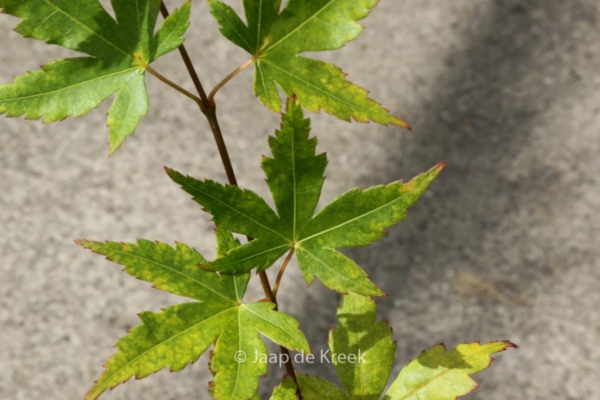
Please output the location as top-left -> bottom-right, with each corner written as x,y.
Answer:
1,0 -> 599,399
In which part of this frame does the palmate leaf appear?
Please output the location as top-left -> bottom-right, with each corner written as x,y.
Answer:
77,229 -> 310,400
167,99 -> 443,296
0,0 -> 191,154
272,293 -> 516,400
209,0 -> 410,129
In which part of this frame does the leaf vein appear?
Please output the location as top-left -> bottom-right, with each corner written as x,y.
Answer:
102,246 -> 236,304
39,0 -> 131,59
398,343 -> 510,400
299,185 -> 414,244
0,66 -> 140,104
261,58 -> 364,114
261,0 -> 337,54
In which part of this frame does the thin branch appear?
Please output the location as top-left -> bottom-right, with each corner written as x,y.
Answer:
160,2 -> 210,108
273,248 -> 295,300
208,58 -> 254,108
257,271 -> 299,386
160,2 -> 301,394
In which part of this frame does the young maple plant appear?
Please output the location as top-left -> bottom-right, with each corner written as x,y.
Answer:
0,1 -> 516,399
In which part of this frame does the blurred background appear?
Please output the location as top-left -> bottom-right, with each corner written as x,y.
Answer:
1,0 -> 599,399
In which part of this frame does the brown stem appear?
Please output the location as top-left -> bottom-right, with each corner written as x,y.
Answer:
208,58 -> 254,108
258,272 -> 299,385
203,108 -> 239,186
160,2 -> 300,394
160,2 -> 210,107
273,249 -> 295,300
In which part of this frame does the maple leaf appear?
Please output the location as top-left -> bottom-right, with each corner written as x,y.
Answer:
77,228 -> 310,400
382,341 -> 517,400
271,292 -> 516,400
0,0 -> 191,154
167,99 -> 443,296
208,0 -> 410,129
330,292 -> 396,398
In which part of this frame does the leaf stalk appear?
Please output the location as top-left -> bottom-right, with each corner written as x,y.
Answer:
208,58 -> 254,108
145,65 -> 205,111
273,248 -> 296,300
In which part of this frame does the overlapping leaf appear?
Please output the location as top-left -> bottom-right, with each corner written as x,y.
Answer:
0,0 -> 191,154
270,376 -> 301,400
167,99 -> 443,296
383,341 -> 518,400
270,292 -> 394,400
209,0 -> 409,128
77,229 -> 310,400
330,292 -> 395,399
272,292 -> 515,400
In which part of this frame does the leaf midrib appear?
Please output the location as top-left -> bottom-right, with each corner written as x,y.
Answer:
0,66 -> 140,104
255,61 -> 275,107
152,8 -> 184,60
260,58 -> 367,114
110,74 -> 144,140
296,247 -> 376,293
229,307 -> 244,399
243,304 -> 304,350
213,2 -> 253,52
299,184 -> 415,244
259,0 -> 337,55
210,243 -> 290,269
256,0 -> 264,53
350,298 -> 367,399
104,246 -> 236,304
40,0 -> 132,59
291,121 -> 298,241
179,179 -> 289,241
96,305 -> 235,394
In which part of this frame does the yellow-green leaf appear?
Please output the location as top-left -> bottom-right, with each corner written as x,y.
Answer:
0,0 -> 191,154
383,341 -> 517,400
330,292 -> 395,399
270,376 -> 300,400
167,100 -> 442,295
272,297 -> 514,400
209,0 -> 409,128
297,375 -> 349,400
78,229 -> 310,400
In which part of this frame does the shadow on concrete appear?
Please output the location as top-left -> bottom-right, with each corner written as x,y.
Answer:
262,0 -> 598,398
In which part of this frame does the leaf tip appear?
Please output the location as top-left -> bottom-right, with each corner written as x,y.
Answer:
164,166 -> 181,180
501,340 -> 519,350
390,116 -> 411,130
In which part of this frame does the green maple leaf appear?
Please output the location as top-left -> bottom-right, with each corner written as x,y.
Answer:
271,292 -> 516,400
167,99 -> 443,296
77,228 -> 310,400
271,375 -> 350,400
0,0 -> 191,154
208,0 -> 410,129
270,376 -> 301,400
271,292 -> 394,400
330,292 -> 396,398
